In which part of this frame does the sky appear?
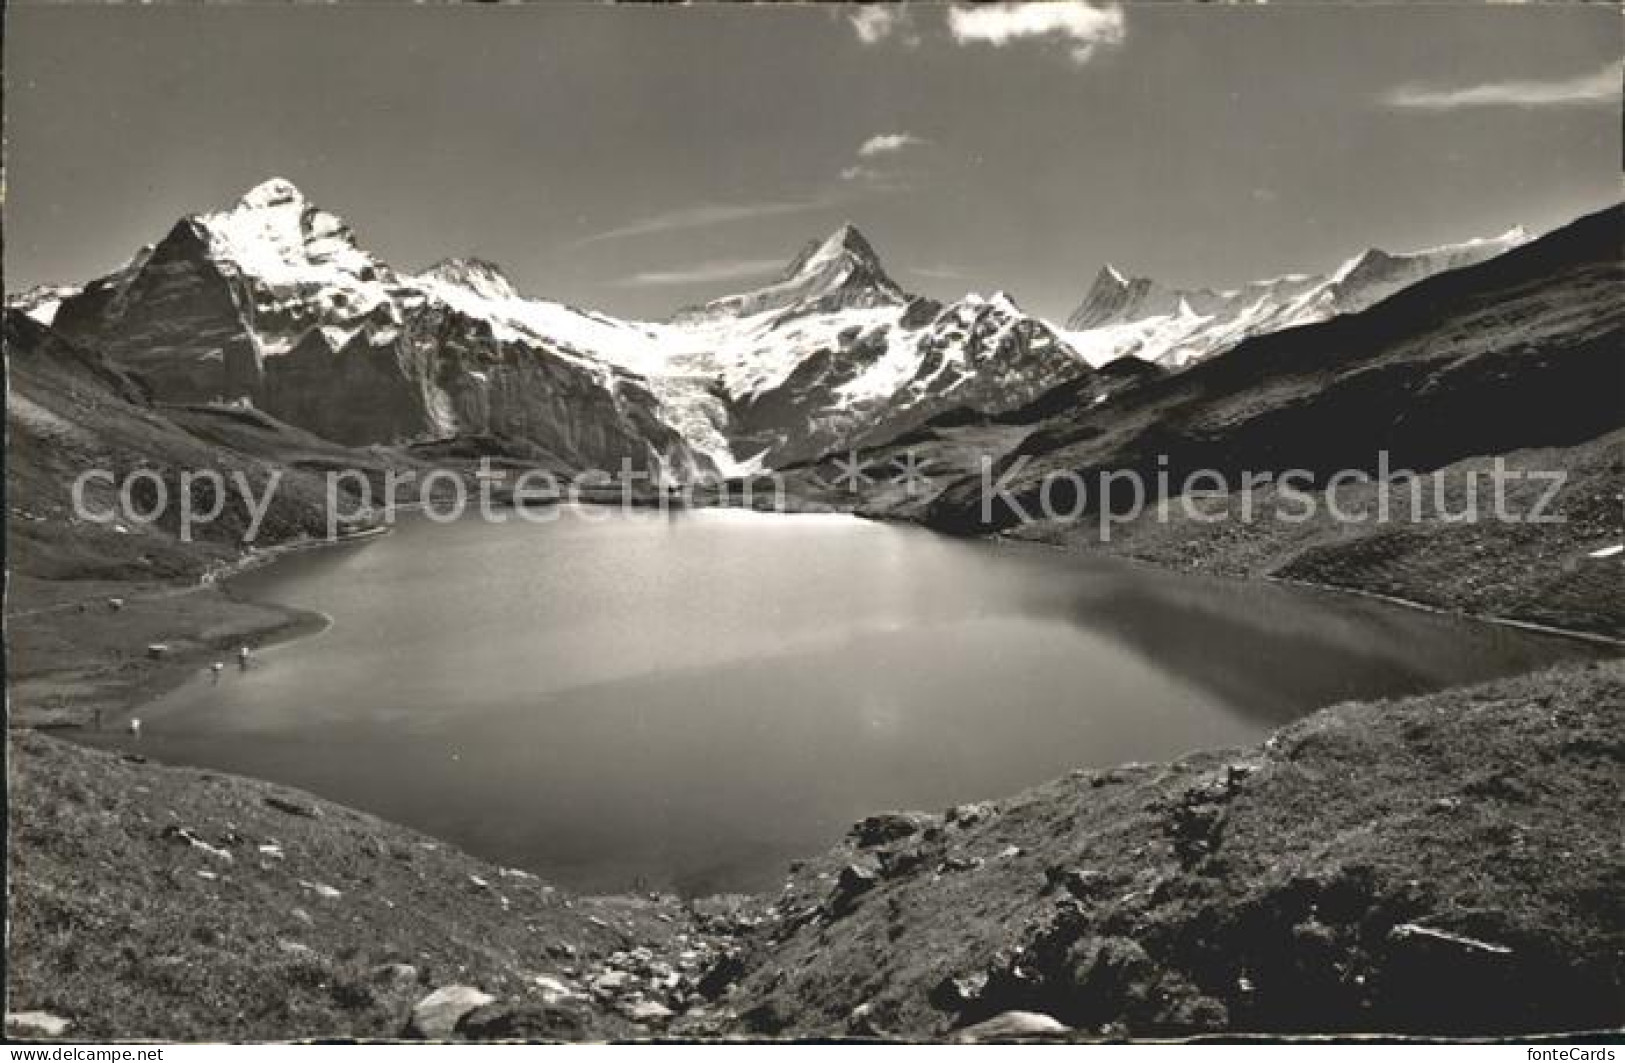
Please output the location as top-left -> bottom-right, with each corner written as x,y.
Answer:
5,2 -> 1620,321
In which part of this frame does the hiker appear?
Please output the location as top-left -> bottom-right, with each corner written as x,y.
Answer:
211,661 -> 224,683
128,718 -> 141,737
238,645 -> 251,670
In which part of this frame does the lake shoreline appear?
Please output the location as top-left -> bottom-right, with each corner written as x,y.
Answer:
8,505 -> 1623,1039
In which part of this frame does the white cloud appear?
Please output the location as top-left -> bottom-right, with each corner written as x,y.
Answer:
1386,60 -> 1622,110
576,199 -> 834,245
848,5 -> 916,47
946,2 -> 1125,64
613,258 -> 785,288
858,132 -> 926,157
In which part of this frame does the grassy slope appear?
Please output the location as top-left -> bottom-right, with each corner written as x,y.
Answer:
7,730 -> 752,1041
5,309 -> 430,729
1006,431 -> 1625,638
703,660 -> 1625,1039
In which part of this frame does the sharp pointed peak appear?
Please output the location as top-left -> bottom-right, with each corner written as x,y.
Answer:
1095,263 -> 1130,286
814,220 -> 879,259
783,220 -> 887,279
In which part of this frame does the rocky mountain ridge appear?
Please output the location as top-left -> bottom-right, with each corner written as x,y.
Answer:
39,181 -> 1094,472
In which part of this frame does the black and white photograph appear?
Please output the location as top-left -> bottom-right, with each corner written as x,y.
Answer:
3,0 -> 1622,1048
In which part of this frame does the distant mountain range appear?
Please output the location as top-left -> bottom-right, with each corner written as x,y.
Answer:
10,178 -> 1539,473
1058,228 -> 1529,368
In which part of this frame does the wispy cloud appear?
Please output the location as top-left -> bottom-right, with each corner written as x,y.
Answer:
946,2 -> 1125,65
848,4 -> 919,48
576,199 -> 835,246
859,132 -> 927,157
613,257 -> 785,289
1385,60 -> 1622,110
580,132 -> 926,249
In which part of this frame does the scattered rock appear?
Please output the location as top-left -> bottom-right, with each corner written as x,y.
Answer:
954,1010 -> 1071,1042
1044,865 -> 1104,900
365,963 -> 419,992
946,802 -> 995,829
146,643 -> 170,659
622,999 -> 675,1026
878,845 -> 928,878
530,974 -> 577,1005
830,862 -> 881,913
939,854 -> 984,873
289,907 -> 315,927
297,880 -> 342,900
930,970 -> 989,1010
6,1011 -> 71,1039
851,811 -> 939,848
590,971 -> 633,997
997,844 -> 1025,860
407,985 -> 496,1039
276,939 -> 314,957
264,795 -> 320,819
846,1001 -> 885,1036
162,825 -> 234,862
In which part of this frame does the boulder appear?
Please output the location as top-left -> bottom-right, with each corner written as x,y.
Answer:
1044,865 -> 1104,900
878,845 -> 928,879
930,970 -> 990,1010
6,1011 -> 71,1039
407,986 -> 495,1039
850,811 -> 939,848
590,970 -> 634,997
830,862 -> 881,913
458,1002 -> 591,1041
954,1010 -> 1071,1042
622,999 -> 675,1026
946,802 -> 996,829
369,962 -> 421,991
530,974 -> 578,1005
264,795 -> 320,819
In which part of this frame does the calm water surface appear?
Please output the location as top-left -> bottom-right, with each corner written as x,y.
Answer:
93,507 -> 1601,893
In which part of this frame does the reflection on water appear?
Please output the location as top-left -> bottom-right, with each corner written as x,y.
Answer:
83,507 -> 1604,894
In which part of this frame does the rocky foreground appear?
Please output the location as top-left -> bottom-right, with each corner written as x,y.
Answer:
6,729 -> 757,1041
8,660 -> 1622,1041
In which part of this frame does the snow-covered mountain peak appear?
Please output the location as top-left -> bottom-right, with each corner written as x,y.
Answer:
672,222 -> 907,323
418,257 -> 520,302
192,179 -> 379,285
789,222 -> 882,273
1062,224 -> 1532,368
236,177 -> 307,211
